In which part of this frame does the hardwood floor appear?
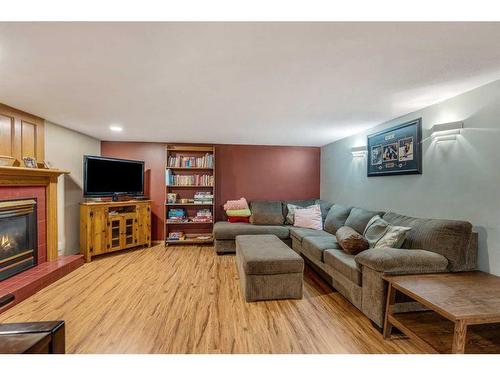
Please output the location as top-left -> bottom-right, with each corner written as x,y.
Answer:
0,245 -> 422,354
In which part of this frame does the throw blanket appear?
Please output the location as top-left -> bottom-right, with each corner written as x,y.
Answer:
223,197 -> 248,211
228,217 -> 250,223
226,208 -> 252,217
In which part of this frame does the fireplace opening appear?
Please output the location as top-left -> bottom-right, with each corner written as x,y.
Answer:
0,199 -> 37,282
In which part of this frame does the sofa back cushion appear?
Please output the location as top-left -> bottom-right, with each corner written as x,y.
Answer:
344,207 -> 385,234
323,204 -> 352,234
315,199 -> 334,222
250,201 -> 285,225
283,199 -> 317,220
382,212 -> 473,271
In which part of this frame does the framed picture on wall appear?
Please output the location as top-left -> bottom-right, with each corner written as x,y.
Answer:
367,118 -> 422,177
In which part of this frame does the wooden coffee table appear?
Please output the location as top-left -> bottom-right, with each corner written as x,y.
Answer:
383,272 -> 500,354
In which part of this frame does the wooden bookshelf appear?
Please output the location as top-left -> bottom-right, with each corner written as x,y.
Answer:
165,144 -> 215,245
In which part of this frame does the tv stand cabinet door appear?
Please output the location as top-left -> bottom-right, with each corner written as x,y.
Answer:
137,203 -> 151,247
91,207 -> 107,256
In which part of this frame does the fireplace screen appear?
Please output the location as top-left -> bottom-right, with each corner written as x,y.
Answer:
0,199 -> 37,282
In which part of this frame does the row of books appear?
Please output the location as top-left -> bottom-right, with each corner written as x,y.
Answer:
194,192 -> 214,204
167,153 -> 214,168
166,171 -> 214,186
167,208 -> 213,223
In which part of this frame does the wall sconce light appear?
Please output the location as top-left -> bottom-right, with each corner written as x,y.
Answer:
351,145 -> 367,157
431,121 -> 463,142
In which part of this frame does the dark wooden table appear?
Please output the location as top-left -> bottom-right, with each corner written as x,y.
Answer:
383,272 -> 500,354
0,321 -> 65,354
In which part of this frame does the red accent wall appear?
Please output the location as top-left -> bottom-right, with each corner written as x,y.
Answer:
101,142 -> 320,240
214,145 -> 320,220
100,142 -> 166,241
0,186 -> 47,264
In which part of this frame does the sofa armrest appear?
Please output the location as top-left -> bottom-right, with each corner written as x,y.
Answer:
354,248 -> 448,275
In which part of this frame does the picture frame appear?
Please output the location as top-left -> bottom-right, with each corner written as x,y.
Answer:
367,118 -> 422,177
22,156 -> 38,168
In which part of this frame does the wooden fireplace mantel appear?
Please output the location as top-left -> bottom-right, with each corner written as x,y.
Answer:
0,166 -> 69,261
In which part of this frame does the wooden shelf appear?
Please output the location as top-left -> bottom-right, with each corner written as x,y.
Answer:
166,235 -> 213,244
166,203 -> 213,206
166,185 -> 214,188
166,221 -> 213,225
166,167 -> 213,171
165,144 -> 215,245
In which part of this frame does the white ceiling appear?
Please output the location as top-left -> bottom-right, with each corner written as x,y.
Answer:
1,22 -> 500,146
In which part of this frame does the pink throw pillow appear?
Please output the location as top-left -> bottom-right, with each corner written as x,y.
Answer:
223,197 -> 249,211
293,204 -> 323,230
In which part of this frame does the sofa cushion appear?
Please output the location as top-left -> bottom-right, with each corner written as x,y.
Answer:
250,201 -> 284,225
382,212 -> 473,272
289,227 -> 332,243
344,207 -> 384,234
301,235 -> 341,262
323,204 -> 353,235
283,199 -> 317,219
285,203 -> 316,224
315,199 -> 334,222
354,247 -> 449,275
213,221 -> 289,240
293,204 -> 323,230
236,234 -> 304,275
324,249 -> 362,285
364,215 -> 411,248
336,226 -> 369,255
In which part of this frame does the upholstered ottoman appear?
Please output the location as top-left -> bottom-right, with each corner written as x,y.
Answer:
236,234 -> 304,302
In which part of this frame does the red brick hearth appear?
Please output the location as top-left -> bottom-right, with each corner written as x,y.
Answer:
0,185 -> 84,314
0,255 -> 84,314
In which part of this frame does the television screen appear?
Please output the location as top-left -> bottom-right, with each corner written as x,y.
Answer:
84,155 -> 144,197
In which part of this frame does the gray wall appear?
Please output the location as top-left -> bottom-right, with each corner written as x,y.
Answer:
321,79 -> 500,275
45,121 -> 101,255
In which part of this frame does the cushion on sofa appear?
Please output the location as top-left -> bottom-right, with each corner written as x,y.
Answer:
293,204 -> 322,230
250,201 -> 284,225
323,204 -> 353,235
283,199 -> 317,219
364,215 -> 411,248
324,249 -> 362,285
335,226 -> 369,255
286,203 -> 316,224
382,212 -> 473,272
354,247 -> 449,275
315,199 -> 334,222
344,207 -> 384,234
213,221 -> 289,240
289,227 -> 333,243
301,236 -> 341,262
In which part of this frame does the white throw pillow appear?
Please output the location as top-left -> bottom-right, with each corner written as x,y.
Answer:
364,215 -> 411,248
286,203 -> 316,224
293,204 -> 323,230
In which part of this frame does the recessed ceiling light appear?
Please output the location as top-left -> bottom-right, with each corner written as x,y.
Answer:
109,125 -> 123,132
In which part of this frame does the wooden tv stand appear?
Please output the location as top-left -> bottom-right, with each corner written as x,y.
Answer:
80,200 -> 152,262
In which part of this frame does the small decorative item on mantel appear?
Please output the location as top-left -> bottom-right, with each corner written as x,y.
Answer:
22,157 -> 38,168
0,155 -> 16,167
37,160 -> 52,169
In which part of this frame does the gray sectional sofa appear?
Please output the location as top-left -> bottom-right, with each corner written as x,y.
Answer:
213,199 -> 478,327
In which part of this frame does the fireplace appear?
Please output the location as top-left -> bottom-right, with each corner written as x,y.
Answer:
0,199 -> 37,282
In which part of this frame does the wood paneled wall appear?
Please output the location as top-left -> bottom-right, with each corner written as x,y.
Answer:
0,103 -> 45,163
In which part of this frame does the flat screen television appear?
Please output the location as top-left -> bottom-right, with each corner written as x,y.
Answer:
84,155 -> 145,199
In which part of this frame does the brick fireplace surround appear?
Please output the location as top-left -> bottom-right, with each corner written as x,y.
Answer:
0,169 -> 84,314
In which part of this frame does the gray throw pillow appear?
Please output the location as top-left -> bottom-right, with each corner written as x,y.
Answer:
345,207 -> 384,234
324,204 -> 353,235
250,201 -> 284,225
364,215 -> 411,248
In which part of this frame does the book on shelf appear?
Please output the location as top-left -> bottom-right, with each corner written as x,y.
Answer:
168,231 -> 185,241
166,173 -> 214,187
193,191 -> 214,204
167,153 -> 214,168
